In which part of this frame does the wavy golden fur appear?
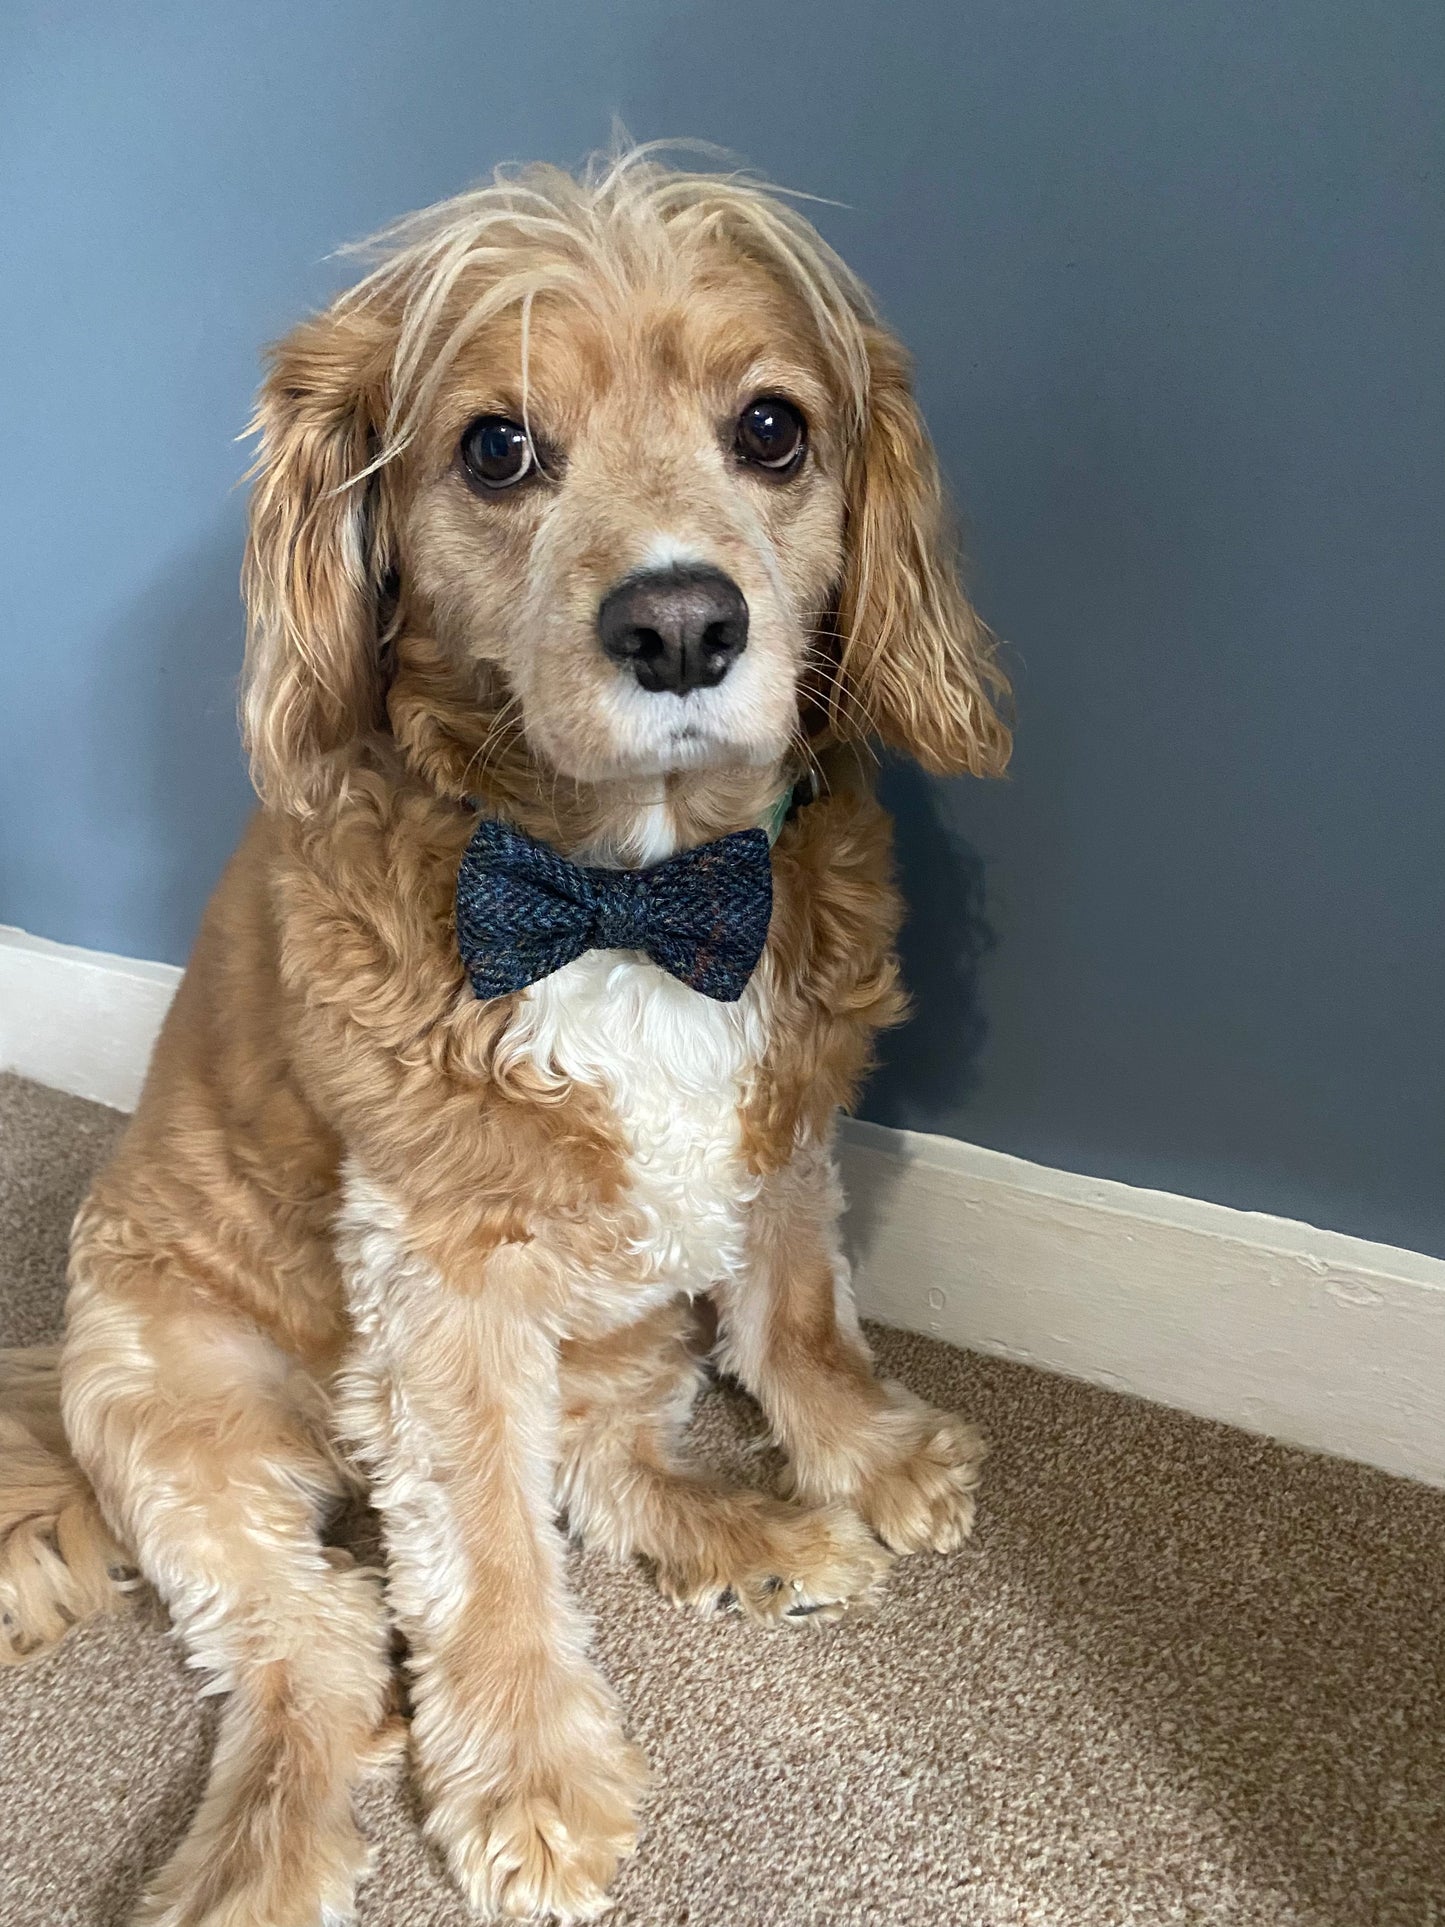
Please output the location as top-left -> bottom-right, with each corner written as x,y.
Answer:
0,147 -> 1009,1924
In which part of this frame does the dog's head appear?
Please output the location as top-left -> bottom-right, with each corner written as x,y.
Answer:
242,151 -> 1009,816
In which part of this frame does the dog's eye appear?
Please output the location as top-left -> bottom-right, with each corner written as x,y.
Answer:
735,397 -> 807,475
459,415 -> 534,490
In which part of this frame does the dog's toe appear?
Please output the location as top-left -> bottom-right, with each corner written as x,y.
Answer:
854,1409 -> 986,1556
653,1498 -> 892,1629
435,1731 -> 647,1925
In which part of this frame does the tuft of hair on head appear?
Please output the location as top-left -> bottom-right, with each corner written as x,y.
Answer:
333,139 -> 878,467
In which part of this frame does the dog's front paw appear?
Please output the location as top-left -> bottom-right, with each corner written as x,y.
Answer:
853,1398 -> 985,1555
130,1802 -> 369,1927
430,1722 -> 647,1923
654,1494 -> 892,1628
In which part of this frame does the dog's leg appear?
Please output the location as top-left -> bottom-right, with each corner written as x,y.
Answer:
716,1138 -> 985,1556
557,1299 -> 890,1625
61,1268 -> 392,1927
0,1344 -> 135,1661
336,1207 -> 646,1926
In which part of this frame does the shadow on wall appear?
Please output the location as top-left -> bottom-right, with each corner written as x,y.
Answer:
863,758 -> 998,1128
87,511 -> 255,964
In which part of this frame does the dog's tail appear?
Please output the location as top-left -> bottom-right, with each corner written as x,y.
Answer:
0,1346 -> 133,1663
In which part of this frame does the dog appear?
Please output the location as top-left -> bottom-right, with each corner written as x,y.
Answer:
0,147 -> 1010,1925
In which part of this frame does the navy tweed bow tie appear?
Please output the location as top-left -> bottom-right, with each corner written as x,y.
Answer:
455,817 -> 774,1003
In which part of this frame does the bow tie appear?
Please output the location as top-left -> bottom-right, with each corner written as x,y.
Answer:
454,816 -> 774,1003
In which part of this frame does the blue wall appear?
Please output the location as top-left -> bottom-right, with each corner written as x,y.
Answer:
4,1 -> 1442,1256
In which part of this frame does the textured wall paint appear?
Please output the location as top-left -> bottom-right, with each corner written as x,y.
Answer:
3,0 -> 1442,1254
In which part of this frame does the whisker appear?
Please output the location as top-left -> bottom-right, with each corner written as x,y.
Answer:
470,696 -> 523,776
459,695 -> 525,800
806,662 -> 879,743
799,640 -> 882,758
787,724 -> 827,797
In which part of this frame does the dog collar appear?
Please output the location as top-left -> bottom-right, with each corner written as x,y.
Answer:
762,769 -> 821,846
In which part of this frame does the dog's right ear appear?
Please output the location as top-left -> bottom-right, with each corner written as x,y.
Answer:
241,307 -> 397,814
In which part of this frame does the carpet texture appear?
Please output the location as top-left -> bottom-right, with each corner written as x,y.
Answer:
0,1070 -> 1441,1926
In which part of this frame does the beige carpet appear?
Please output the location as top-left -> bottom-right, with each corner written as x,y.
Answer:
0,1071 -> 1441,1927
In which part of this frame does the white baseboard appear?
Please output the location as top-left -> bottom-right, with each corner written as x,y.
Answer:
0,926 -> 181,1113
3,923 -> 1442,1487
841,1120 -> 1445,1488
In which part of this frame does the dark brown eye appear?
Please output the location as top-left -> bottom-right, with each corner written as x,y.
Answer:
459,415 -> 534,490
735,396 -> 806,475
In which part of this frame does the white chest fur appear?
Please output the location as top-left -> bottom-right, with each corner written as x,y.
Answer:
497,950 -> 771,1296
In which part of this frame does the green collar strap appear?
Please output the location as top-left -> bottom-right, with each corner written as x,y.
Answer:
762,769 -> 821,846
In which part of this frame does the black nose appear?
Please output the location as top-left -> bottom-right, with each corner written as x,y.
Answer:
596,565 -> 749,694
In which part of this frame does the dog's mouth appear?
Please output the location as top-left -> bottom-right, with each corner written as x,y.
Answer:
625,699 -> 789,778
521,665 -> 794,787
557,726 -> 761,785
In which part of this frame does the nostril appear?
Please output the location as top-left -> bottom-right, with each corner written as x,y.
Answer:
696,617 -> 744,689
613,625 -> 665,662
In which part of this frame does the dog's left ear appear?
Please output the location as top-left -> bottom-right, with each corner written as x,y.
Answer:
833,326 -> 1011,777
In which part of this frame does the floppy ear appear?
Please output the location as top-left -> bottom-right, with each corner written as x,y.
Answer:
241,307 -> 398,813
833,327 -> 1011,777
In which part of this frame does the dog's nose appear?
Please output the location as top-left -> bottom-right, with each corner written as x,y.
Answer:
596,565 -> 749,695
